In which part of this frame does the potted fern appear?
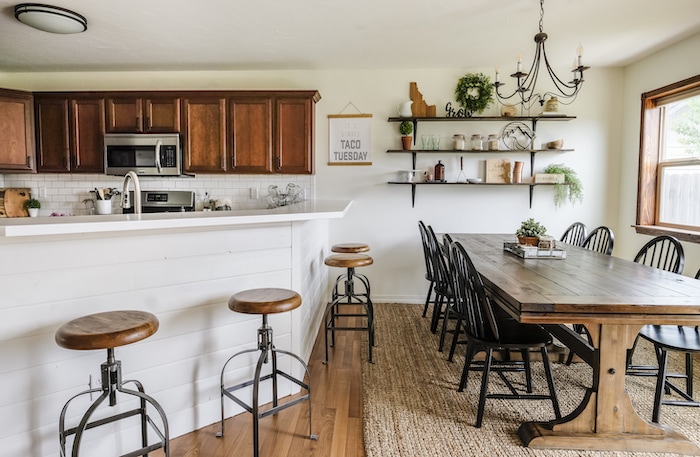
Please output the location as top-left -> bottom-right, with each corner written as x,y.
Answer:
399,120 -> 413,150
544,163 -> 583,207
24,198 -> 41,217
515,218 -> 547,246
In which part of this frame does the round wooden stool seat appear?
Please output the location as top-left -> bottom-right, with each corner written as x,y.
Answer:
228,288 -> 302,315
55,310 -> 159,351
331,243 -> 370,254
324,253 -> 373,269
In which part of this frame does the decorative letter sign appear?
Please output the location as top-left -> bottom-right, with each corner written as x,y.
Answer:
328,114 -> 372,166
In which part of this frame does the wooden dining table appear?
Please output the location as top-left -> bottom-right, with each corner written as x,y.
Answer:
450,233 -> 700,454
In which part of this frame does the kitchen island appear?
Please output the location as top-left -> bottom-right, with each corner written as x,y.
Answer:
0,200 -> 350,457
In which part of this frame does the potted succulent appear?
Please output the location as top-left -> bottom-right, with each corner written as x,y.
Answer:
24,198 -> 41,217
515,218 -> 547,246
544,164 -> 583,207
399,120 -> 413,150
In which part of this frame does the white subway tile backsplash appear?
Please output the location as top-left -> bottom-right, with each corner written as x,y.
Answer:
2,173 -> 315,215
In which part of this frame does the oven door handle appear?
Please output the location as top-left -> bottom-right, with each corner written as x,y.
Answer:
155,140 -> 163,174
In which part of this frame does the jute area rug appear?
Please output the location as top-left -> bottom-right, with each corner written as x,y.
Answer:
362,303 -> 700,457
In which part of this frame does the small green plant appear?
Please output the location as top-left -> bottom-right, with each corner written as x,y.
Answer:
544,163 -> 583,207
399,120 -> 413,136
24,198 -> 41,209
515,218 -> 547,238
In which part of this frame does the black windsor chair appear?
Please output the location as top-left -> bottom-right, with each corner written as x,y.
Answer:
581,225 -> 614,255
560,222 -> 587,246
564,225 -> 614,365
418,221 -> 437,319
447,241 -> 561,428
627,236 -> 694,423
424,225 -> 455,351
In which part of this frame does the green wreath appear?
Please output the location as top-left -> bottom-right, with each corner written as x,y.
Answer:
454,73 -> 494,116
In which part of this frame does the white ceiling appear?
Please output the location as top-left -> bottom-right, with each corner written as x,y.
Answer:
1,0 -> 699,73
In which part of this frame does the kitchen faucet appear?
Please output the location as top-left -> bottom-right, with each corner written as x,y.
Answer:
121,171 -> 142,214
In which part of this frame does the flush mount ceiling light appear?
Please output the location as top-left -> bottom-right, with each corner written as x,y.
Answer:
14,3 -> 87,34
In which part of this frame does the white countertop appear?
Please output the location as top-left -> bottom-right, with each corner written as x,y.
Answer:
0,200 -> 351,237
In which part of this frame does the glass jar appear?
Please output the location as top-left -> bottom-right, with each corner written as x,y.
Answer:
470,134 -> 483,150
453,134 -> 466,150
487,134 -> 499,151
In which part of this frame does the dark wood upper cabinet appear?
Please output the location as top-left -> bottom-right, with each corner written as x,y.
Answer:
105,96 -> 180,133
228,97 -> 273,173
182,97 -> 227,173
71,98 -> 105,173
35,95 -> 105,173
35,97 -> 70,172
0,88 -> 36,173
275,95 -> 316,174
31,89 -> 319,175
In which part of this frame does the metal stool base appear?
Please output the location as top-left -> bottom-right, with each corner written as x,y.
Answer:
58,348 -> 169,457
324,267 -> 375,363
217,316 -> 316,457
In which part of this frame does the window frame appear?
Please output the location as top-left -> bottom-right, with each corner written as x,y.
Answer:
635,74 -> 700,243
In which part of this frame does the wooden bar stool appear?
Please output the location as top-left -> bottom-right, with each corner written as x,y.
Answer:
217,288 -> 317,457
55,310 -> 169,457
330,243 -> 371,301
331,242 -> 370,254
323,253 -> 375,363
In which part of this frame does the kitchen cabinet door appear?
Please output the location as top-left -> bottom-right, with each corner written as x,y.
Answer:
0,89 -> 36,172
228,97 -> 272,173
35,97 -> 70,172
70,98 -> 105,173
36,96 -> 104,173
106,96 -> 180,133
275,96 -> 314,174
182,97 -> 227,173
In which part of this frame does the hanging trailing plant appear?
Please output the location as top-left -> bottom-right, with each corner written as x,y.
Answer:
454,73 -> 494,117
544,163 -> 584,207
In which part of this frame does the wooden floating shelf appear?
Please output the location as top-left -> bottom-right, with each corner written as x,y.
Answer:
386,149 -> 573,154
387,181 -> 569,208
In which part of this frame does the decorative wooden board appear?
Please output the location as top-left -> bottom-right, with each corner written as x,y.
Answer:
410,82 -> 436,117
0,188 -> 30,217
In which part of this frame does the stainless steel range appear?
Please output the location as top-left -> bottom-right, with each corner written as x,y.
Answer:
122,190 -> 195,213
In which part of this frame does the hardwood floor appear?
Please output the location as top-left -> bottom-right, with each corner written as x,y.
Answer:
159,319 -> 366,457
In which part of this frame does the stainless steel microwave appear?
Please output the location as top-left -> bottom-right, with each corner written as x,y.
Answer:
104,133 -> 182,176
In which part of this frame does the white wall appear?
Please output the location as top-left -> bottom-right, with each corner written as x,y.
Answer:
0,66 -> 622,302
616,31 -> 700,276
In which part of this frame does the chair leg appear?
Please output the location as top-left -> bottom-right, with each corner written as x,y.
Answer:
540,347 -> 561,419
521,349 -> 532,393
448,318 -> 462,362
430,293 -> 445,334
475,348 -> 494,428
686,351 -> 694,398
459,342 -> 476,392
438,299 -> 452,352
422,281 -> 435,318
652,347 -> 670,423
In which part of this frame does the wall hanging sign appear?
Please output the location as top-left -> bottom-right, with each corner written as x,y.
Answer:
328,104 -> 372,166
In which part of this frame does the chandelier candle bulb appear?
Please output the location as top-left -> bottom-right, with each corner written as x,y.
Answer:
517,53 -> 522,73
495,66 -> 500,83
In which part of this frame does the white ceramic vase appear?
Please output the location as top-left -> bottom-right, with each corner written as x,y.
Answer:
28,208 -> 39,217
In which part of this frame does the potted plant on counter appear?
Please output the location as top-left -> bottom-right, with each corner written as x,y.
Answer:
399,120 -> 413,150
24,198 -> 41,217
516,218 -> 547,246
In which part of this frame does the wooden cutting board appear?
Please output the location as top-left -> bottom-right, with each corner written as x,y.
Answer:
0,188 -> 31,217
